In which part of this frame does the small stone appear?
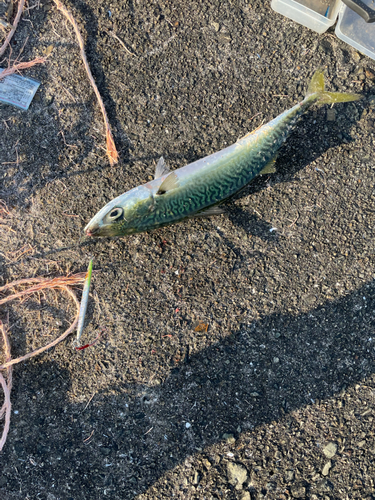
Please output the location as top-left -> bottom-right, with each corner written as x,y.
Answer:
211,22 -> 220,31
227,462 -> 248,490
323,442 -> 337,458
322,461 -> 332,476
316,478 -> 332,492
285,470 -> 294,482
291,484 -> 306,498
202,458 -> 211,469
240,492 -> 251,500
193,470 -> 200,485
352,51 -> 361,63
273,357 -> 279,363
185,422 -> 191,429
222,433 -> 236,444
365,69 -> 375,80
357,440 -> 366,447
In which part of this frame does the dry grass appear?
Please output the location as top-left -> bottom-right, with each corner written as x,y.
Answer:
0,56 -> 46,81
0,200 -> 16,234
0,272 -> 87,304
0,0 -> 26,58
0,272 -> 88,451
53,0 -> 119,166
1,1 -> 118,165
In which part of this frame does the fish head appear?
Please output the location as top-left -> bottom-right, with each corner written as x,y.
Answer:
84,185 -> 154,238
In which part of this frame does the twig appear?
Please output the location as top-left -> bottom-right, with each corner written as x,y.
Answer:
104,29 -> 137,57
0,0 -> 26,58
0,57 -> 46,81
53,0 -> 119,166
82,392 -> 95,412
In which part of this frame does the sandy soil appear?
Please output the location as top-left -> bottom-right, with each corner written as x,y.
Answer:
1,0 -> 375,499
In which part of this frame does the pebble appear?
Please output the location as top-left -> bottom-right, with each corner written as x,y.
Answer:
222,433 -> 236,444
326,109 -> 336,122
240,492 -> 251,500
185,422 -> 191,429
202,458 -> 211,469
227,462 -> 248,490
322,461 -> 332,476
285,470 -> 294,482
291,484 -> 306,498
323,442 -> 337,458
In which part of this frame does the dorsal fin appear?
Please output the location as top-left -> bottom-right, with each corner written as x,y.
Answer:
156,171 -> 179,195
154,156 -> 170,179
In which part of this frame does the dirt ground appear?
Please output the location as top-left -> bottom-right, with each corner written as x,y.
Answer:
1,0 -> 375,499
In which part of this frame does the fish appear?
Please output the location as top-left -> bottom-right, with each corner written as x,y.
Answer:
84,70 -> 360,239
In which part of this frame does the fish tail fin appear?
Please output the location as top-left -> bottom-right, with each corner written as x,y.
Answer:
306,69 -> 361,104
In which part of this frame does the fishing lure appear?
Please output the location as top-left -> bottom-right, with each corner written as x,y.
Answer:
75,258 -> 93,346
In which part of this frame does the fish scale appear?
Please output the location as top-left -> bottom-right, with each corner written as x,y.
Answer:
84,71 -> 360,239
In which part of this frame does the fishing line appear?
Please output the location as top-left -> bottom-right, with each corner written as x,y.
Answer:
1,238 -> 101,269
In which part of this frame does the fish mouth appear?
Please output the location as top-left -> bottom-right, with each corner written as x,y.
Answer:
86,229 -> 98,237
84,223 -> 121,238
85,222 -> 100,238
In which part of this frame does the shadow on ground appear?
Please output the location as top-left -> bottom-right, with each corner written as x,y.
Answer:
3,277 -> 374,499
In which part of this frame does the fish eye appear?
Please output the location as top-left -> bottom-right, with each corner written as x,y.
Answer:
107,207 -> 124,221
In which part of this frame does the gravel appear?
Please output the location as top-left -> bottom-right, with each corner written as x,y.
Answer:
0,0 -> 375,499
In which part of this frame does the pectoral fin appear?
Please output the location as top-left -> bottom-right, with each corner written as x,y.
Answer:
259,155 -> 277,175
190,206 -> 225,218
156,171 -> 179,195
154,156 -> 170,179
